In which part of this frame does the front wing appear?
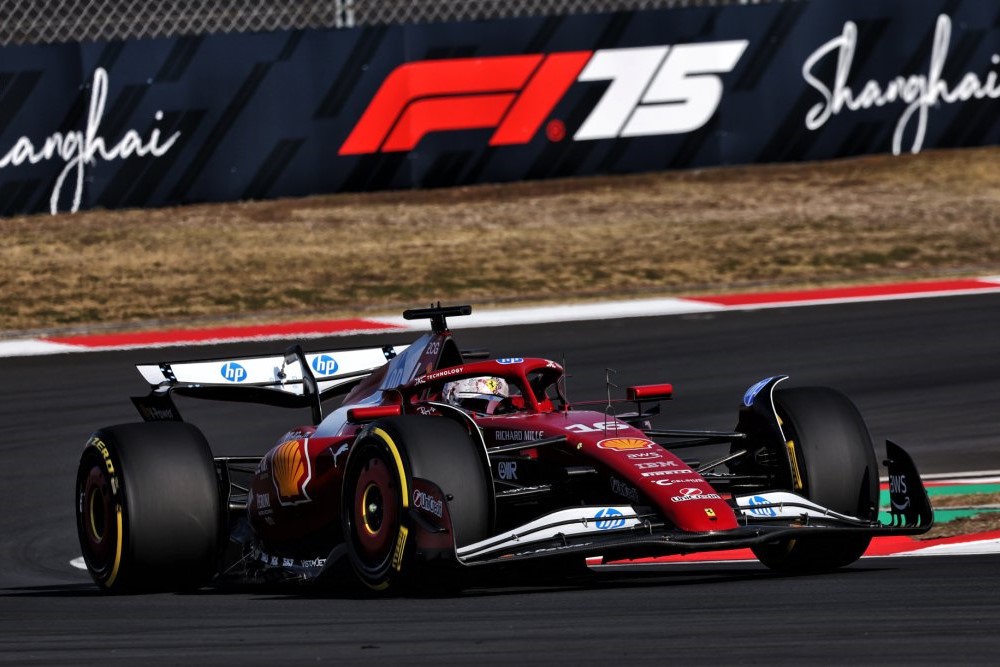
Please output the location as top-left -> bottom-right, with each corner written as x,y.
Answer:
454,511 -> 928,566
454,441 -> 933,566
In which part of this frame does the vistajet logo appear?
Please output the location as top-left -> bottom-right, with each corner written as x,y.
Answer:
339,40 -> 748,155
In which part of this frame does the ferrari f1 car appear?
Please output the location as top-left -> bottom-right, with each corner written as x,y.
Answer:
76,305 -> 933,593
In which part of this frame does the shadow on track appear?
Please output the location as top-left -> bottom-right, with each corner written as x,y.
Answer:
0,583 -> 103,597
105,561 -> 896,601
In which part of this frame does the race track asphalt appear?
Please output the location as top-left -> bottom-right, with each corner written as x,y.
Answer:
2,294 -> 1000,663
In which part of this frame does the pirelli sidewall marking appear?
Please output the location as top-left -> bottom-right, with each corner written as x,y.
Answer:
85,435 -> 124,588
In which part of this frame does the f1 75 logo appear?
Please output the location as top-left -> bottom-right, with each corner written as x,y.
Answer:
339,40 -> 748,155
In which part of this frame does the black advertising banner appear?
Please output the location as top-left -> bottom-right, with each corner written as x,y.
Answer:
2,0 -> 1000,216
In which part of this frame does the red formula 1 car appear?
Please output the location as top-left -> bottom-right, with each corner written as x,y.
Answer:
76,305 -> 933,593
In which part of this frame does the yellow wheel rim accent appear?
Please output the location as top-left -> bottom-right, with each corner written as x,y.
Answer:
105,505 -> 123,588
371,427 -> 408,507
361,482 -> 381,535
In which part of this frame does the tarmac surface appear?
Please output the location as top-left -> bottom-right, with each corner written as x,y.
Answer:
2,293 -> 1000,663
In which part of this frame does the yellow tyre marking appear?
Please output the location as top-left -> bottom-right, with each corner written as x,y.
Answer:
105,505 -> 123,588
777,415 -> 804,492
391,526 -> 410,572
786,439 -> 804,492
368,427 -> 410,585
371,427 -> 408,507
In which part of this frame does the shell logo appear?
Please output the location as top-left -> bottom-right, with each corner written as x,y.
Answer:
597,437 -> 654,451
271,439 -> 312,505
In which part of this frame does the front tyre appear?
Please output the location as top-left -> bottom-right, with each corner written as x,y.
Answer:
75,422 -> 221,593
752,387 -> 879,573
341,417 -> 490,592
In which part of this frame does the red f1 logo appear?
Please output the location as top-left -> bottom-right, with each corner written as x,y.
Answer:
339,53 -> 591,155
339,40 -> 748,155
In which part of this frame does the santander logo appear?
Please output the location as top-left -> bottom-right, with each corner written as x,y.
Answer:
340,40 -> 748,155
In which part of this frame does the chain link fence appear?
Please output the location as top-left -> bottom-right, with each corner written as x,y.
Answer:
1,0 -> 784,46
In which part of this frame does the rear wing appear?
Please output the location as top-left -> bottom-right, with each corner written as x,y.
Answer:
132,343 -> 408,424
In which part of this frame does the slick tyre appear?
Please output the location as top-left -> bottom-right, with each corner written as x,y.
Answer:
752,387 -> 879,573
341,417 -> 490,593
75,422 -> 221,593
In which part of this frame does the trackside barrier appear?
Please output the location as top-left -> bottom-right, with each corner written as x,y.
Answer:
2,0 -> 1000,216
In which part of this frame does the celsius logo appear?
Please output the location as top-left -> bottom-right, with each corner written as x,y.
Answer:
311,354 -> 339,376
340,40 -> 748,155
220,362 -> 248,383
594,507 -> 626,530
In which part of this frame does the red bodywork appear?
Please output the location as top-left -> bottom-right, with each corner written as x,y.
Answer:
246,327 -> 737,551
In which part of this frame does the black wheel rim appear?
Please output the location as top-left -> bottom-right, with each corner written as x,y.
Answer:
77,455 -> 120,579
349,447 -> 400,572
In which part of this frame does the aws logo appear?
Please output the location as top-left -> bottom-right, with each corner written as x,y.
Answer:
340,40 -> 748,155
271,439 -> 312,506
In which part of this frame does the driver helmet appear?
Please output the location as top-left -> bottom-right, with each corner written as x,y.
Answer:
442,376 -> 509,414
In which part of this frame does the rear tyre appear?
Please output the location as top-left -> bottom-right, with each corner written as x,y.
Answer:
75,422 -> 221,593
752,387 -> 879,573
341,417 -> 491,592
